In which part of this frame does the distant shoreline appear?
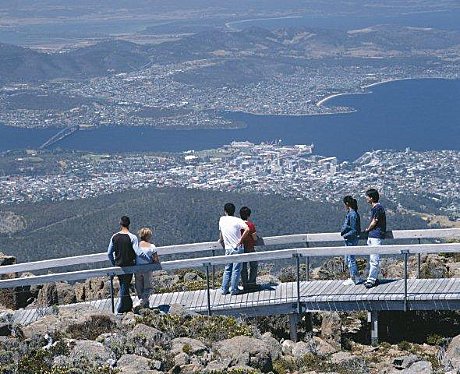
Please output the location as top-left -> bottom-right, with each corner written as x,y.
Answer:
225,15 -> 303,31
316,76 -> 451,107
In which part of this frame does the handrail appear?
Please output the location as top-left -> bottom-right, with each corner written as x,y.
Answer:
1,242 -> 459,289
1,228 -> 459,276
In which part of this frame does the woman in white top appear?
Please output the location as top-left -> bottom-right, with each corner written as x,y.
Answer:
135,227 -> 159,308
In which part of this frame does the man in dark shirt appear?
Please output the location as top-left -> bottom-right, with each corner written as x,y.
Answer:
107,215 -> 138,313
363,189 -> 386,288
240,206 -> 259,292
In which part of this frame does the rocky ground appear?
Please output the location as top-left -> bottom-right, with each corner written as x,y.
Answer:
0,252 -> 459,373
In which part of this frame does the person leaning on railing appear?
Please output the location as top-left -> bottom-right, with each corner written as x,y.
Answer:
107,216 -> 137,313
240,206 -> 260,292
134,227 -> 159,309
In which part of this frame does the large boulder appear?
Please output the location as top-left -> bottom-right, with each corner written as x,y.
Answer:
320,312 -> 342,348
126,323 -> 170,354
36,282 -> 76,306
116,354 -> 156,373
0,253 -> 16,310
420,254 -> 448,278
68,339 -> 112,366
330,351 -> 368,372
213,336 -> 273,371
261,332 -> 282,361
171,337 -> 207,356
444,334 -> 460,370
291,340 -> 315,358
75,277 -> 113,302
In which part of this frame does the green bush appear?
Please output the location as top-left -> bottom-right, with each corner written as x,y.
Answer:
397,340 -> 411,351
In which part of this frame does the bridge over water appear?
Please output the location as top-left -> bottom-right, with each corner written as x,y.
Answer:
1,228 -> 459,344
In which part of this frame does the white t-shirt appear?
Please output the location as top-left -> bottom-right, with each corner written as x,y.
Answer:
219,215 -> 248,250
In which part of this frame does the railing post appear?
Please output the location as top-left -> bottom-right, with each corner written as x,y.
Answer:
401,250 -> 409,312
368,311 -> 379,346
416,238 -> 421,279
211,249 -> 216,288
109,274 -> 115,314
294,253 -> 302,314
204,263 -> 212,316
305,241 -> 310,282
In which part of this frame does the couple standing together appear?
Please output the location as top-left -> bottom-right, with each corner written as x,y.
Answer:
218,203 -> 259,295
107,216 -> 159,314
341,188 -> 386,288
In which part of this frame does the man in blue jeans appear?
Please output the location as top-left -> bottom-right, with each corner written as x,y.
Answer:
218,203 -> 250,295
363,189 -> 387,288
107,216 -> 138,313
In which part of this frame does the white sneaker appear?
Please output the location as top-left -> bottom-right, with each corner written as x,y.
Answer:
342,278 -> 355,286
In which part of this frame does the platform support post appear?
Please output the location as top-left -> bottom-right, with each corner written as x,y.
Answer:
368,311 -> 379,346
289,313 -> 299,342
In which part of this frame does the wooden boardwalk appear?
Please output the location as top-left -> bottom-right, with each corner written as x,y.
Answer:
6,278 -> 460,326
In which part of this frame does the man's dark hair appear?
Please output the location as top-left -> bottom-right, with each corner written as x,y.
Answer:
240,206 -> 252,221
120,215 -> 130,228
365,189 -> 380,202
224,203 -> 235,216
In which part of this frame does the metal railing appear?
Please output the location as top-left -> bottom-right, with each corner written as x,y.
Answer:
0,228 -> 459,315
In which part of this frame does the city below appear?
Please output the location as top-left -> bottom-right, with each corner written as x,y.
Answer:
1,141 -> 459,223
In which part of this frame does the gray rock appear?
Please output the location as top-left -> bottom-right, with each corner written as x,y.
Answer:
282,339 -> 296,355
171,337 -> 207,355
420,255 -> 448,278
36,282 -> 58,306
74,277 -> 112,302
320,312 -> 341,348
68,339 -> 112,365
117,354 -> 152,372
96,332 -> 127,358
313,337 -> 339,356
174,352 -> 191,366
393,354 -> 419,369
261,332 -> 282,360
330,351 -> 369,372
127,323 -> 170,352
183,272 -> 203,282
292,341 -> 315,358
178,363 -> 205,373
21,315 -> 60,339
444,335 -> 460,370
203,358 -> 232,372
213,336 -> 272,371
399,360 -> 433,374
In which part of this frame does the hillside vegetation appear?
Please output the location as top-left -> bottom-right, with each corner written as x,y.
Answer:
0,187 -> 426,263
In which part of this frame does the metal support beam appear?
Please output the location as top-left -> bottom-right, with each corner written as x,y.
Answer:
416,238 -> 422,279
402,250 -> 409,312
211,249 -> 216,288
289,313 -> 299,342
204,263 -> 212,316
294,254 -> 302,314
305,241 -> 310,281
109,275 -> 115,314
368,311 -> 379,346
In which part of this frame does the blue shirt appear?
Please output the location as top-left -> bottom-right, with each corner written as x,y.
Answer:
340,209 -> 361,242
369,203 -> 386,239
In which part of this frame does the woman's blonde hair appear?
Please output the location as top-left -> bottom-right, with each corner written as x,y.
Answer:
138,227 -> 153,242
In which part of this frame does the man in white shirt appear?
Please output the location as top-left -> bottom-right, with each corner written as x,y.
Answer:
219,203 -> 250,295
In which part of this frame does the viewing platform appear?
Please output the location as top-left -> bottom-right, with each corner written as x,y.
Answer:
1,228 -> 459,344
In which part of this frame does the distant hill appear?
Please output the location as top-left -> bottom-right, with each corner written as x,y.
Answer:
0,40 -> 151,84
0,25 -> 458,85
